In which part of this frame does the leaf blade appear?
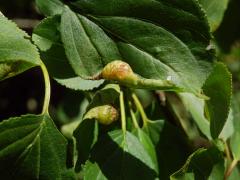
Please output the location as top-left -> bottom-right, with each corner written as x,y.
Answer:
0,114 -> 69,179
60,7 -> 121,78
199,0 -> 229,31
86,130 -> 158,179
203,62 -> 232,139
36,0 -> 64,16
33,15 -> 104,91
0,14 -> 41,80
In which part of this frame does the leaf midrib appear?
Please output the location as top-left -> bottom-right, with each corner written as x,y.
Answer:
43,117 -> 63,178
81,0 -> 209,42
0,115 -> 47,179
90,16 -> 199,91
78,15 -> 105,67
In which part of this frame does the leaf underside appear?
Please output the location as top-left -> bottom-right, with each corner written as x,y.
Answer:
0,14 -> 40,81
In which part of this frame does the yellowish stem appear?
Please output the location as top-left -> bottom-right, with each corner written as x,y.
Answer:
40,62 -> 51,114
132,93 -> 148,127
224,159 -> 238,180
120,91 -> 126,133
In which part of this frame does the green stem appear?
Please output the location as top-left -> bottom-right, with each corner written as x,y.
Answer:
120,91 -> 126,133
129,102 -> 139,129
132,93 -> 148,127
40,62 -> 51,114
225,141 -> 232,162
136,78 -> 179,91
128,101 -> 139,129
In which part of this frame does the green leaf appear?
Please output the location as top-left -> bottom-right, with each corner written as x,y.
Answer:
203,62 -> 232,139
179,93 -> 211,139
171,147 -> 223,180
228,164 -> 240,180
56,77 -> 104,91
43,43 -> 104,91
60,169 -> 77,180
134,89 -> 155,109
32,15 -> 61,51
83,161 -> 107,180
132,128 -> 159,174
0,114 -> 69,179
0,62 -> 34,81
33,15 -> 104,91
208,161 -> 225,180
87,84 -> 120,110
179,91 -> 234,141
230,93 -> 240,160
167,93 -> 201,140
86,130 -> 158,179
98,17 -> 211,93
73,84 -> 120,170
35,0 -> 64,16
219,109 -> 234,141
171,173 -> 194,180
71,0 -> 214,94
199,0 -> 229,31
60,7 -> 121,79
0,14 -> 40,80
73,119 -> 98,172
178,64 -> 233,140
72,0 -> 211,47
143,120 -> 191,179
73,84 -> 121,170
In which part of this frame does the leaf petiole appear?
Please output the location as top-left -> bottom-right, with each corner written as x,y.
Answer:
120,91 -> 126,133
129,101 -> 140,129
40,62 -> 51,115
224,159 -> 239,180
136,78 -> 176,90
132,93 -> 148,127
